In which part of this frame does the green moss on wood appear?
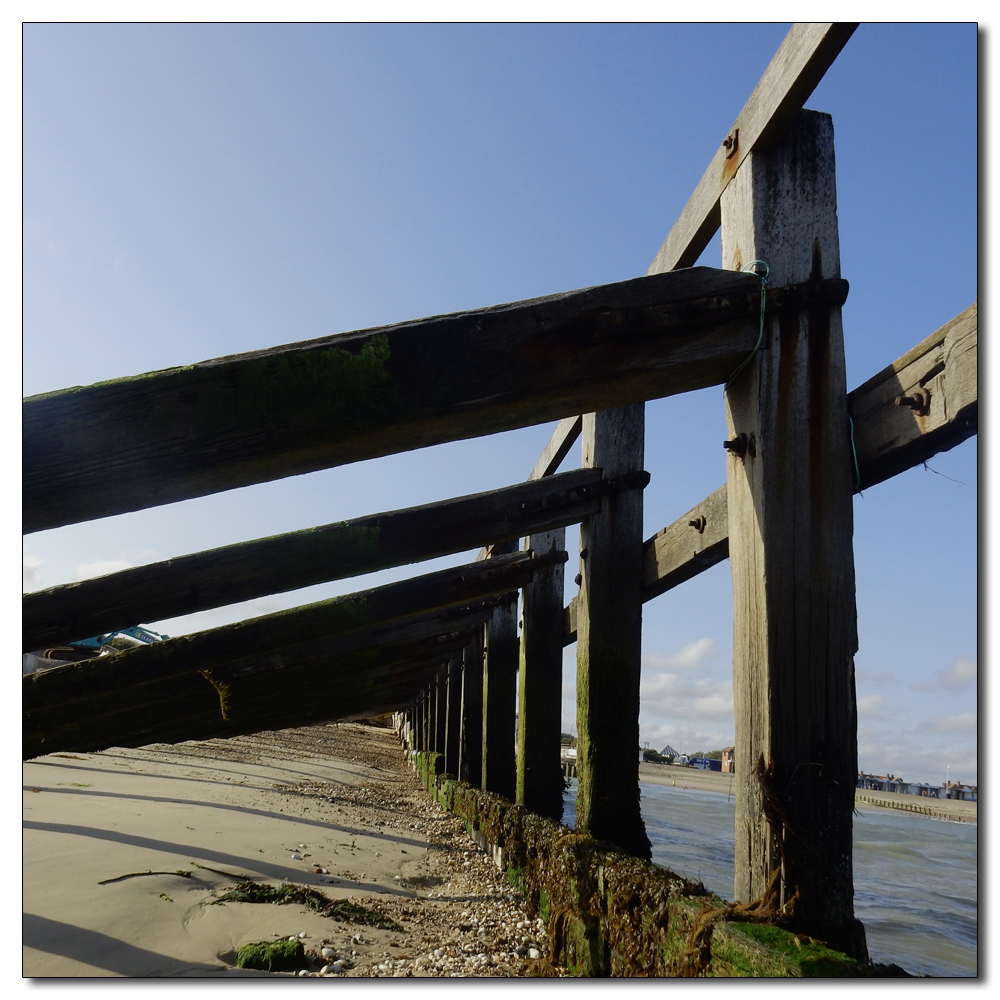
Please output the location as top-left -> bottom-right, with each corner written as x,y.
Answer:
410,754 -> 906,978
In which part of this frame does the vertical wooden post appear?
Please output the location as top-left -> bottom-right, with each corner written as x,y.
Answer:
516,527 -> 566,820
721,109 -> 866,958
445,655 -> 462,776
482,591 -> 519,800
481,539 -> 519,799
434,669 -> 447,770
575,404 -> 650,859
415,692 -> 425,752
459,627 -> 485,786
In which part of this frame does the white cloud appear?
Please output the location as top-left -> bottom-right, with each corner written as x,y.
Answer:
643,638 -> 717,672
927,711 -> 977,735
76,559 -> 134,580
939,657 -> 977,692
23,552 -> 44,590
856,693 -> 884,717
912,655 -> 978,692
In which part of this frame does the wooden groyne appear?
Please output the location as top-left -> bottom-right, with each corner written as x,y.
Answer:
22,23 -> 975,975
854,790 -> 976,824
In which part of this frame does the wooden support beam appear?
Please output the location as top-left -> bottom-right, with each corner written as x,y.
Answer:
721,109 -> 866,958
445,655 -> 462,776
481,540 -> 519,800
646,22 -> 857,274
516,527 -> 567,821
434,669 -> 448,770
849,302 -> 978,491
24,637 -> 461,759
459,628 -> 484,787
24,266 -> 764,533
529,416 -> 583,481
642,485 -> 730,603
575,404 -> 650,859
24,467 -> 609,653
555,302 -> 978,636
22,552 -> 542,711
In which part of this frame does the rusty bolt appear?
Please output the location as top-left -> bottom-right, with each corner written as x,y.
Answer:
722,128 -> 739,158
689,516 -> 707,533
723,433 -> 748,458
894,388 -> 931,416
574,574 -> 583,586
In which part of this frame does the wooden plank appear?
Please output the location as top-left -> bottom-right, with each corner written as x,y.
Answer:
721,109 -> 866,959
849,302 -> 978,491
641,485 -> 730,603
516,527 -> 567,821
481,540 -> 518,799
646,23 -> 857,274
529,416 -> 583,481
575,404 -> 650,859
23,466 -> 606,652
24,266 -> 763,534
22,552 -> 543,711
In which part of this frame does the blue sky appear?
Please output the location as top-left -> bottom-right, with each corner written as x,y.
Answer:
22,22 -> 978,785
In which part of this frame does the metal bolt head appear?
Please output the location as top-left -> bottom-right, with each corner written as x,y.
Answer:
723,433 -> 748,458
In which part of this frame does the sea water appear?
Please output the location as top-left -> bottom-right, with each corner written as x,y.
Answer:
562,780 -> 977,978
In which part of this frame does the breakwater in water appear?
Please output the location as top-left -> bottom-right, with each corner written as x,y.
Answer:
564,779 -> 977,978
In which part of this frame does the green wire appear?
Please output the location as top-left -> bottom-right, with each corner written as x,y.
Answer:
724,260 -> 769,391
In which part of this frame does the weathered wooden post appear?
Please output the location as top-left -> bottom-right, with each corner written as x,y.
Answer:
575,405 -> 651,859
516,526 -> 566,820
721,108 -> 866,958
459,628 -> 485,786
482,581 -> 518,800
433,669 -> 447,770
445,654 -> 462,776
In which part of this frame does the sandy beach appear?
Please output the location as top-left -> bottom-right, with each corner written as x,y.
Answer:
23,722 -> 551,978
638,762 -> 977,824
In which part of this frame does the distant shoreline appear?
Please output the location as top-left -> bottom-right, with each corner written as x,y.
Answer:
637,762 -> 977,824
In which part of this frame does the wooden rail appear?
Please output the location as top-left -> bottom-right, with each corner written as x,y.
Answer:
23,466 -> 614,652
24,266 -> 763,533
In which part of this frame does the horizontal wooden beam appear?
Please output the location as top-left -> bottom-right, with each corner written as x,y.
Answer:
24,266 -> 764,533
848,302 -> 977,491
24,630 -> 472,758
24,466 -> 608,652
23,552 -> 552,711
646,22 -> 857,274
559,305 -> 979,636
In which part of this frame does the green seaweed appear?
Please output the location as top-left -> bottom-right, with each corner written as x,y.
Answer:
215,879 -> 403,931
236,939 -> 305,972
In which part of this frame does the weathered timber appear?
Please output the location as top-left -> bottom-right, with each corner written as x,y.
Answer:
23,467 -> 608,652
481,539 -> 519,800
849,302 -> 977,490
27,623 -> 480,739
22,552 -> 543,711
25,639 -> 462,758
646,22 -> 857,274
24,266 -> 764,533
721,110 -> 865,958
459,628 -> 485,787
445,656 -> 462,776
642,485 -> 730,603
575,405 -> 650,859
529,415 -> 583,481
434,669 -> 448,770
516,527 -> 567,821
